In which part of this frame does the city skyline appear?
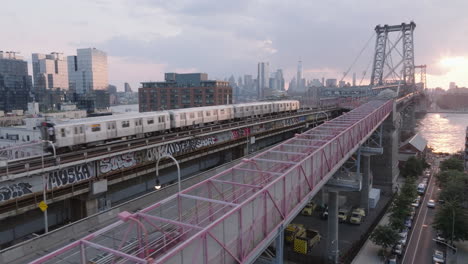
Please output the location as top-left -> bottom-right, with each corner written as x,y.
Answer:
2,1 -> 468,90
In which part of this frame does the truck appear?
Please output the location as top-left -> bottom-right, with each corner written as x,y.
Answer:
285,224 -> 306,244
301,201 -> 317,216
293,229 -> 321,254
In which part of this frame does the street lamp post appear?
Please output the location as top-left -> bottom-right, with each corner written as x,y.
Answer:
40,140 -> 57,234
155,154 -> 181,193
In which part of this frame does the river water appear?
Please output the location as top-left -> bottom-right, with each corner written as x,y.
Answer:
417,113 -> 468,153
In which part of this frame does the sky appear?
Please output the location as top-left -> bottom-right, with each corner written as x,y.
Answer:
2,0 -> 468,90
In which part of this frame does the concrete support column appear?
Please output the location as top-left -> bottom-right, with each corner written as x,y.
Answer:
361,155 -> 371,215
274,226 -> 284,264
327,191 -> 339,264
85,198 -> 98,217
371,106 -> 399,193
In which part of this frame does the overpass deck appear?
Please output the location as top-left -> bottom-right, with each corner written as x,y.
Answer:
31,100 -> 393,264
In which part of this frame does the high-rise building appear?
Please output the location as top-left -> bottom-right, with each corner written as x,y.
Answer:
352,72 -> 356,86
257,62 -> 269,99
67,48 -> 108,94
297,60 -> 303,91
0,51 -> 33,111
244,75 -> 253,91
139,72 -> 232,112
272,69 -> 285,91
289,77 -> 296,91
32,52 -> 69,110
449,82 -> 456,90
326,79 -> 337,88
124,82 -> 132,93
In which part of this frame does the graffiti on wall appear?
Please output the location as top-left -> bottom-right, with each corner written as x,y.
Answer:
231,127 -> 250,140
0,182 -> 33,202
47,163 -> 95,190
99,136 -> 218,174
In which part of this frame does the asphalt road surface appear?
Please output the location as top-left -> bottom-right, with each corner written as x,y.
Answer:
402,157 -> 444,264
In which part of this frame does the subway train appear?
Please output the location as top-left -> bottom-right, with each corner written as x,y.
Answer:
41,100 -> 300,150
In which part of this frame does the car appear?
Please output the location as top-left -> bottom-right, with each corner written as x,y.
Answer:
404,218 -> 413,229
433,250 -> 445,263
301,201 -> 317,216
399,229 -> 408,245
387,254 -> 397,264
392,243 -> 403,255
427,199 -> 436,208
338,208 -> 349,223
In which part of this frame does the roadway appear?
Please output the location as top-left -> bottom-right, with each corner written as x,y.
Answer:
402,155 -> 443,264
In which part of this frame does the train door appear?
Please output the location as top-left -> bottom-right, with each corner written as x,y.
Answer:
135,118 -> 143,134
73,125 -> 85,145
106,121 -> 117,138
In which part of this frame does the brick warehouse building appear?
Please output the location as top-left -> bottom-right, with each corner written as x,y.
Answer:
139,73 -> 232,112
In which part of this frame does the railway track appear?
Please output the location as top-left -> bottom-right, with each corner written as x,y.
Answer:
0,107 -> 339,177
0,120 -> 316,218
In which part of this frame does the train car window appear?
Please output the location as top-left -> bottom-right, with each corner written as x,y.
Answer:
122,121 -> 130,128
112,123 -> 116,129
107,123 -> 111,129
80,127 -> 83,134
161,116 -> 165,122
170,115 -> 174,121
74,127 -> 78,134
61,128 -> 66,137
91,124 -> 101,132
190,113 -> 195,119
181,113 -> 186,120
220,109 -> 225,114
206,111 -> 211,117
147,119 -> 154,125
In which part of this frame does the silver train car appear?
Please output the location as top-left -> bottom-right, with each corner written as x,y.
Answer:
41,100 -> 300,150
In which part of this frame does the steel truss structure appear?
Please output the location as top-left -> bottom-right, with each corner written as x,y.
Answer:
31,100 -> 393,264
370,22 -> 416,86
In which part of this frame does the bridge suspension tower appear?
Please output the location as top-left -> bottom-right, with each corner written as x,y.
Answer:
370,21 -> 416,86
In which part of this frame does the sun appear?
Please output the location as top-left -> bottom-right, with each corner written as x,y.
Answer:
439,56 -> 468,68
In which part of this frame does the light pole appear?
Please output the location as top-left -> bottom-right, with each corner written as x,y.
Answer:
41,140 -> 57,233
155,154 -> 181,193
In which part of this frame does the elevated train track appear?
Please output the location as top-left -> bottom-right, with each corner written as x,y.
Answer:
1,107 -> 339,179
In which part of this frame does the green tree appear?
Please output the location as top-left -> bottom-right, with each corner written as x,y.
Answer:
433,201 -> 468,244
438,172 -> 468,203
401,157 -> 423,177
440,157 -> 464,172
436,170 -> 466,189
389,176 -> 417,230
370,225 -> 400,254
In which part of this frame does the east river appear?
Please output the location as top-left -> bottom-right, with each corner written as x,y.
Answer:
417,113 -> 468,153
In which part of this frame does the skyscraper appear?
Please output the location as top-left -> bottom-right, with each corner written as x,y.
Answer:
67,48 -> 108,94
257,62 -> 269,99
0,51 -> 32,111
352,72 -> 356,86
32,52 -> 69,109
124,82 -> 132,93
297,60 -> 303,91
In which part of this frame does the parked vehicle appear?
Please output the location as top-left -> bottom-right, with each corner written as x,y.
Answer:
349,208 -> 365,224
404,218 -> 413,229
293,229 -> 321,254
433,250 -> 445,263
301,201 -> 317,216
338,208 -> 349,223
387,254 -> 397,264
417,183 -> 426,195
285,224 -> 305,244
392,243 -> 403,255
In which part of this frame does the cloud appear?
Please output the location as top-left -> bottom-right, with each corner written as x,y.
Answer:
3,0 -> 468,89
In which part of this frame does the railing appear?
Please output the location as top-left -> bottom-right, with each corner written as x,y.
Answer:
30,100 -> 393,264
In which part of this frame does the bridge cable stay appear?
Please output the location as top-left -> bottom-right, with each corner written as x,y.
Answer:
359,58 -> 374,86
340,32 -> 375,83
